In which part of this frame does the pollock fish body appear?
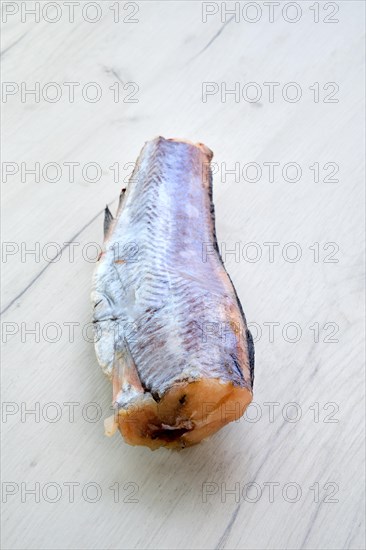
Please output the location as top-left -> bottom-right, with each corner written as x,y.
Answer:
91,137 -> 254,449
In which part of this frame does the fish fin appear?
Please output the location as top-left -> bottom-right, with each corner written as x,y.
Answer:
104,414 -> 118,437
113,339 -> 145,406
246,329 -> 255,388
118,187 -> 127,210
104,205 -> 114,239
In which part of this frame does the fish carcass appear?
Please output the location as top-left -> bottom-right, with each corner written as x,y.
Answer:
91,137 -> 254,449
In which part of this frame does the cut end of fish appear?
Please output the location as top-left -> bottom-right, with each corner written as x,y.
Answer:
165,137 -> 213,160
113,379 -> 252,450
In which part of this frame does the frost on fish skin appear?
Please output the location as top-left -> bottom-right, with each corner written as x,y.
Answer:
91,137 -> 254,449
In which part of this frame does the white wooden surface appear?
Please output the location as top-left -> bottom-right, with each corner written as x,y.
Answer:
1,1 -> 365,549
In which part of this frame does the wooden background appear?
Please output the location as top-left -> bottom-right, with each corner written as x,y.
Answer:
1,1 -> 365,549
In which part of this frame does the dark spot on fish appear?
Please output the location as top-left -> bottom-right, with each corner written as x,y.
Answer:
149,425 -> 192,442
151,391 -> 161,403
229,353 -> 245,383
179,394 -> 187,405
246,329 -> 255,387
92,316 -> 118,323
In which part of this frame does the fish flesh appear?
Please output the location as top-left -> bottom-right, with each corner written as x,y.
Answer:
91,137 -> 254,449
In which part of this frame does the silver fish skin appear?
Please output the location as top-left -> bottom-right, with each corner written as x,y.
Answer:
91,137 -> 254,447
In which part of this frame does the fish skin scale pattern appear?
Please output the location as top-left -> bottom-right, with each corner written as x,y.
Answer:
92,137 -> 253,401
